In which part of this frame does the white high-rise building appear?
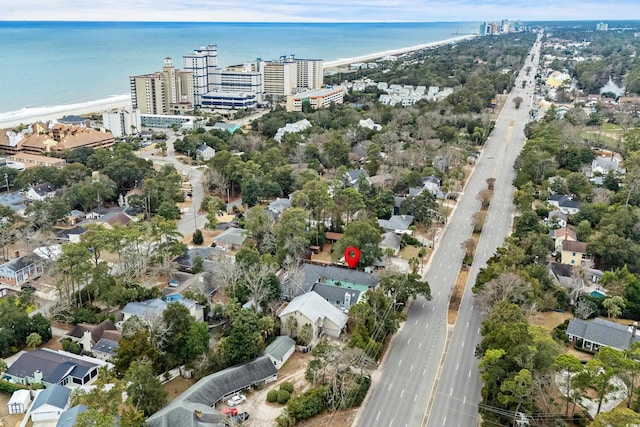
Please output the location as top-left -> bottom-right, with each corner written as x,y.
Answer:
102,108 -> 141,137
210,64 -> 263,101
130,58 -> 194,115
183,45 -> 218,106
295,58 -> 324,90
260,58 -> 298,97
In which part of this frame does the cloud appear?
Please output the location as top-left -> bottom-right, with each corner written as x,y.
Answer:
3,0 -> 640,21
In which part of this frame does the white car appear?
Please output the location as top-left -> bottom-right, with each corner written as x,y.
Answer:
487,155 -> 495,159
226,394 -> 247,407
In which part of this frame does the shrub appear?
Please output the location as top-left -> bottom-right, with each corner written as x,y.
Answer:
192,229 -> 204,245
0,380 -> 28,395
277,389 -> 291,404
287,388 -> 325,421
267,390 -> 278,403
279,381 -> 294,394
61,338 -> 82,355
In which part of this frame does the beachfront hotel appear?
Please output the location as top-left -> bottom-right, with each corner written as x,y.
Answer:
260,56 -> 324,97
183,44 -> 218,106
286,87 -> 344,112
102,107 -> 142,138
130,58 -> 194,115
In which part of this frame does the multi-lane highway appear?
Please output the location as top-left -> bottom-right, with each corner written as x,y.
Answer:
356,33 -> 542,427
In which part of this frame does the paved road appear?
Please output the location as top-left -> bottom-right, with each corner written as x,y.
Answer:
426,33 -> 543,427
137,136 -> 208,237
356,34 -> 542,427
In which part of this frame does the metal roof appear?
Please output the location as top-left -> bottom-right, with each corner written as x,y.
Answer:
31,384 -> 71,411
280,291 -> 348,329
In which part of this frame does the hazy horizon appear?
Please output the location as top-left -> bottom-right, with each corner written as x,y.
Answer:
4,1 -> 639,22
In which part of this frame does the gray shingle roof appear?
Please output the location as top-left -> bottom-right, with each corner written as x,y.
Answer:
280,291 -> 348,329
213,228 -> 247,246
378,215 -> 414,231
1,254 -> 40,272
147,356 -> 277,427
311,282 -> 362,306
297,263 -> 379,293
92,338 -> 119,356
567,318 -> 640,351
56,404 -> 88,427
6,349 -> 99,385
32,384 -> 71,411
264,336 -> 295,361
380,231 -> 401,251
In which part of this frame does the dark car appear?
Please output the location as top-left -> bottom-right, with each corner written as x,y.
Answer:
232,412 -> 250,424
21,284 -> 36,292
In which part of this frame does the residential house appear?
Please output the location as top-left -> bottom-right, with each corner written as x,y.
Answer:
358,118 -> 382,131
7,389 -> 31,414
147,356 -> 277,427
380,231 -> 402,256
274,119 -> 312,143
279,291 -> 349,339
368,173 -> 393,188
267,197 -> 291,218
547,194 -> 581,215
566,317 -> 640,352
66,319 -> 121,361
4,349 -> 105,387
122,297 -> 205,323
344,169 -> 370,187
310,282 -> 364,311
56,405 -> 88,427
30,384 -> 72,425
0,192 -> 27,215
0,253 -> 44,286
80,207 -> 133,228
589,156 -> 625,177
55,227 -> 87,244
281,262 -> 379,300
212,227 -> 247,250
25,183 -> 56,201
550,227 -> 576,255
547,210 -> 567,228
263,336 -> 296,369
378,214 -> 414,235
548,262 -> 583,301
173,247 -> 222,272
195,144 -> 215,161
561,240 -> 587,266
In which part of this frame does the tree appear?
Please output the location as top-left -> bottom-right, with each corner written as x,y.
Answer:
26,332 -> 42,348
513,96 -> 523,109
591,408 -> 640,427
274,208 -> 309,264
476,272 -> 530,314
192,229 -> 204,245
332,218 -> 382,268
124,359 -> 168,417
554,354 -> 584,416
379,272 -> 431,306
498,369 -> 534,425
603,295 -> 626,319
400,192 -> 438,226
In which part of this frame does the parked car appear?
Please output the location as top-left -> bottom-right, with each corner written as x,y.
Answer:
226,394 -> 246,407
232,412 -> 250,423
168,279 -> 179,287
221,407 -> 238,417
21,284 -> 36,292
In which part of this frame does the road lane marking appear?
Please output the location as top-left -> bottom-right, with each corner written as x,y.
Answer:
388,384 -> 393,391
442,417 -> 446,426
461,341 -> 465,348
389,420 -> 394,427
419,342 -> 422,349
422,303 -> 425,308
400,389 -> 405,398
466,322 -> 469,328
410,364 -> 414,372
414,394 -> 418,402
456,363 -> 459,371
423,368 -> 427,376
398,359 -> 402,366
438,291 -> 441,296
450,387 -> 453,396
426,323 -> 429,329
408,338 -> 411,344
468,369 -> 472,378
464,396 -> 467,405
376,411 -> 380,421
415,319 -> 419,325
432,306 -> 435,311
477,328 -> 480,334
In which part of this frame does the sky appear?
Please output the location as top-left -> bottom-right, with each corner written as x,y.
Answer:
2,0 -> 639,22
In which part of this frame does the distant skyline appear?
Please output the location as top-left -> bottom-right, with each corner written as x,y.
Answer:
3,0 -> 639,22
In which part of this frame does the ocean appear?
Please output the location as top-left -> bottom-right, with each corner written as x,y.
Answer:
0,21 -> 480,119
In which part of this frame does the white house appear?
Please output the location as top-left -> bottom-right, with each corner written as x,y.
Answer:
359,118 -> 382,131
122,297 -> 205,323
279,291 -> 348,339
590,156 -> 625,176
195,144 -> 215,161
25,183 -> 56,202
264,336 -> 296,370
30,384 -> 71,424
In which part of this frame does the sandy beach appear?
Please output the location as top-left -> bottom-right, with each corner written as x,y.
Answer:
0,95 -> 132,130
323,34 -> 476,69
0,34 -> 476,130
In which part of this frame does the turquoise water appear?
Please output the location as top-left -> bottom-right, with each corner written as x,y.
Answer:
0,21 -> 479,117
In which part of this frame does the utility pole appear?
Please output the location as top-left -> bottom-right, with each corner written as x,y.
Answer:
4,174 -> 8,193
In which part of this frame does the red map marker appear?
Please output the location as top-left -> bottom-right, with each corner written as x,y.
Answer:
344,246 -> 361,269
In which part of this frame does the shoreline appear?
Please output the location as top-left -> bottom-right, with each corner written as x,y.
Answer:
322,34 -> 476,69
0,34 -> 477,130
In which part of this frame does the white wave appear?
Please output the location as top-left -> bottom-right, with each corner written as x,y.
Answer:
0,94 -> 131,123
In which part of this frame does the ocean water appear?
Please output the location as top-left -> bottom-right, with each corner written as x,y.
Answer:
0,21 -> 480,119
